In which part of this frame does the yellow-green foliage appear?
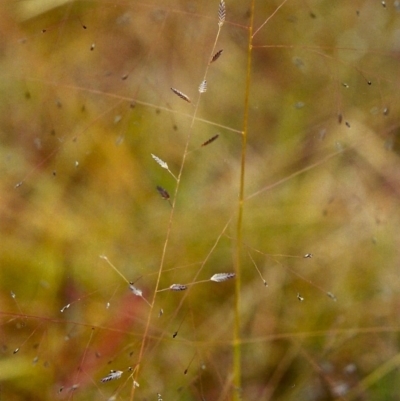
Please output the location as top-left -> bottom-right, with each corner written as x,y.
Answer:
1,1 -> 400,400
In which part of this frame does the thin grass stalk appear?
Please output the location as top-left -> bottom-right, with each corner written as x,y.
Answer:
233,0 -> 255,399
129,14 -> 225,401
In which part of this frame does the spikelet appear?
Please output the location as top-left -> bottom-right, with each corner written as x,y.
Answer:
210,49 -> 223,64
198,80 -> 207,93
151,154 -> 178,180
100,370 -> 123,383
171,87 -> 191,103
218,0 -> 226,27
210,273 -> 235,282
201,134 -> 219,147
129,282 -> 143,297
60,304 -> 70,313
327,292 -> 337,301
156,186 -> 170,200
169,284 -> 187,291
151,154 -> 168,170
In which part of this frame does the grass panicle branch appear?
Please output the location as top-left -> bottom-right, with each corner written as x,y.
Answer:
130,2 -> 228,398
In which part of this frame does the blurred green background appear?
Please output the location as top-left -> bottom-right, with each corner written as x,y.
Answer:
1,0 -> 400,400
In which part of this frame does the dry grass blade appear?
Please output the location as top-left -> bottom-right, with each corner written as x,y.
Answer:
210,272 -> 235,282
201,134 -> 219,147
100,370 -> 123,383
198,80 -> 207,93
170,87 -> 191,103
218,0 -> 226,26
210,49 -> 223,64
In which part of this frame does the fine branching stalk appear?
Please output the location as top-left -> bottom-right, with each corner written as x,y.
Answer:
130,3 -> 226,399
233,0 -> 255,399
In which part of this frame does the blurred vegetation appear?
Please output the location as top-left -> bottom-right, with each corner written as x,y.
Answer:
1,0 -> 400,400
